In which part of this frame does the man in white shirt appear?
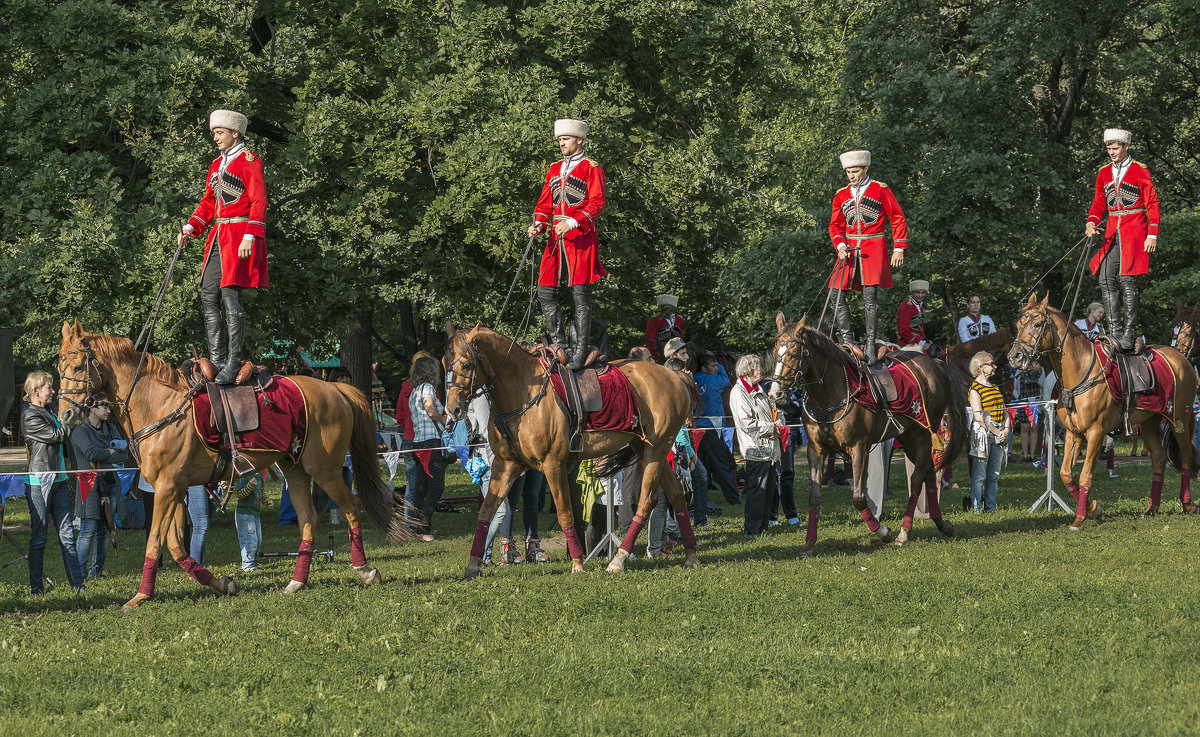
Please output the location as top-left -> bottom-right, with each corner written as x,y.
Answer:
956,293 -> 996,343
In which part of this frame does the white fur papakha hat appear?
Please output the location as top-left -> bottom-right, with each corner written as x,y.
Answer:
657,294 -> 678,308
909,279 -> 930,292
554,119 -> 588,139
1103,128 -> 1132,145
209,109 -> 248,134
839,149 -> 871,168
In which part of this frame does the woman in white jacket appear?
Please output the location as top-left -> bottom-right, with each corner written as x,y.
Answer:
730,354 -> 781,535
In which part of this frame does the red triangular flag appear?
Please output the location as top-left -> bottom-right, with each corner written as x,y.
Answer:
416,449 -> 433,478
78,471 -> 97,503
690,429 -> 705,452
778,425 -> 791,453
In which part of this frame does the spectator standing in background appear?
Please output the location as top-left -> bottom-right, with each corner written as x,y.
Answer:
730,355 -> 781,535
957,294 -> 996,343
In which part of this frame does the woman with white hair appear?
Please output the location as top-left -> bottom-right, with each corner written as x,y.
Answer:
967,351 -> 1011,512
729,354 -> 780,535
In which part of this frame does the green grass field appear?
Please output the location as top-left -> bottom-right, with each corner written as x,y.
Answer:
1,454 -> 1199,736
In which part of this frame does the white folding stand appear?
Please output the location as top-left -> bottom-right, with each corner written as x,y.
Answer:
584,473 -> 622,563
1028,400 -> 1072,514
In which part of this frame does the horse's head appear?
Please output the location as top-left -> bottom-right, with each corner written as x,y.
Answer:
57,320 -> 114,426
442,321 -> 486,422
1171,300 -> 1200,363
769,311 -> 808,403
1008,293 -> 1059,372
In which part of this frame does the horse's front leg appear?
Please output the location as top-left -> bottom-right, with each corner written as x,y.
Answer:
543,462 -> 585,572
850,440 -> 893,543
1178,416 -> 1196,515
800,439 -> 827,558
1070,427 -> 1105,530
465,459 -> 523,581
1139,417 -> 1167,518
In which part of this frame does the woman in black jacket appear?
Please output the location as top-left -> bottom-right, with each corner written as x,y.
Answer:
70,393 -> 128,578
21,371 -> 86,594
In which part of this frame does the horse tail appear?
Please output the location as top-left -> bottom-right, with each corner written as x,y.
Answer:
333,382 -> 412,544
937,365 -> 968,472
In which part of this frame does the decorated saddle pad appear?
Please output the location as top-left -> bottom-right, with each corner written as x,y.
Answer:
1096,345 -> 1180,422
549,364 -> 639,432
847,357 -> 934,431
192,376 -> 308,461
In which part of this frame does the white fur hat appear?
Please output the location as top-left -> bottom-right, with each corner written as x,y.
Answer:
839,149 -> 871,168
909,279 -> 930,292
554,119 -> 588,139
209,109 -> 248,134
1103,128 -> 1132,145
656,294 -> 678,308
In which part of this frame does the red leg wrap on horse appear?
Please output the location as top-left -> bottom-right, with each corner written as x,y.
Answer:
562,526 -> 583,560
1075,486 -> 1090,518
858,507 -> 881,532
1065,482 -> 1080,501
292,539 -> 315,583
806,509 -> 819,545
620,514 -> 647,553
902,492 -> 920,531
348,526 -> 367,567
138,556 -> 159,597
1181,473 -> 1192,505
179,557 -> 213,586
469,519 -> 490,559
926,482 -> 943,518
1151,472 -> 1164,506
675,508 -> 697,548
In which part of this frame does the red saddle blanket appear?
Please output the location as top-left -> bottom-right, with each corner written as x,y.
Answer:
192,377 -> 308,461
549,364 -> 639,432
846,358 -> 934,431
1095,345 -> 1180,421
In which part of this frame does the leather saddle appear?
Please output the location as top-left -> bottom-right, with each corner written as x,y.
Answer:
863,358 -> 899,406
554,361 -> 606,452
1115,348 -> 1156,396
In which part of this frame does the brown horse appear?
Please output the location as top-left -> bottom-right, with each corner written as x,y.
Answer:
944,329 -> 1015,391
1007,295 -> 1198,528
769,312 -> 966,554
442,324 -> 698,578
56,321 -> 408,610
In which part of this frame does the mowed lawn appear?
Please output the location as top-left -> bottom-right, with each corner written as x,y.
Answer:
1,455 -> 1199,736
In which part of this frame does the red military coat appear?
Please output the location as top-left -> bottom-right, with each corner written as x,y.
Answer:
533,154 -> 606,287
896,297 -> 927,347
187,144 -> 268,288
645,314 -> 685,360
827,179 -> 908,290
1086,159 -> 1159,277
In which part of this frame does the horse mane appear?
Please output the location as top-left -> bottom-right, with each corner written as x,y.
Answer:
85,333 -> 188,391
799,324 -> 850,363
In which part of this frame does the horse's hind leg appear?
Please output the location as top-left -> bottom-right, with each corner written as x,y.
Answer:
657,462 -> 699,568
310,461 -> 382,587
610,459 -> 678,573
1178,416 -> 1196,514
280,464 -> 319,593
543,462 -> 585,573
894,437 -> 927,547
926,458 -> 953,537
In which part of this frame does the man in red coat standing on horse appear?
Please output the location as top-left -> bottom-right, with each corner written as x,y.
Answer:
828,149 -> 909,364
527,118 -> 606,370
177,109 -> 268,384
1084,128 -> 1160,351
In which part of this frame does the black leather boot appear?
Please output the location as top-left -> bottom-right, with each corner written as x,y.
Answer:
831,290 -> 855,345
202,301 -> 227,369
537,286 -> 568,350
567,299 -> 591,371
1119,279 -> 1138,352
1100,284 -> 1121,343
215,296 -> 245,385
864,290 -> 880,365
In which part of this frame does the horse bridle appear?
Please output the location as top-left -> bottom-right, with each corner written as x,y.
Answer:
1010,308 -> 1061,364
1174,320 -> 1197,362
56,339 -> 107,414
771,331 -> 817,391
445,337 -> 493,402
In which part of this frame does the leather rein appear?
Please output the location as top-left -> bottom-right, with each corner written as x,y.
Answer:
772,329 -> 862,438
1011,308 -> 1104,412
445,337 -> 552,446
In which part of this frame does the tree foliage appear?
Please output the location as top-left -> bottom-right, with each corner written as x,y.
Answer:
2,0 -> 1197,388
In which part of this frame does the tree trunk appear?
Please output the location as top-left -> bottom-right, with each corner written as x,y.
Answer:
340,309 -> 375,398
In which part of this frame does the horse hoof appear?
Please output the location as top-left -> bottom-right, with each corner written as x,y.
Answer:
798,545 -> 815,559
1140,504 -> 1159,519
282,580 -> 305,595
936,520 -> 955,537
354,565 -> 381,586
1086,500 -> 1102,520
684,552 -> 699,568
1068,516 -> 1085,531
606,549 -> 629,573
121,593 -> 149,612
878,525 -> 895,544
1184,503 -> 1196,515
893,528 -> 909,547
463,566 -> 481,582
210,575 -> 236,596
570,563 -> 585,574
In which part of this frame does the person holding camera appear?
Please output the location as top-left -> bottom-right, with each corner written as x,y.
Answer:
70,393 -> 129,578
